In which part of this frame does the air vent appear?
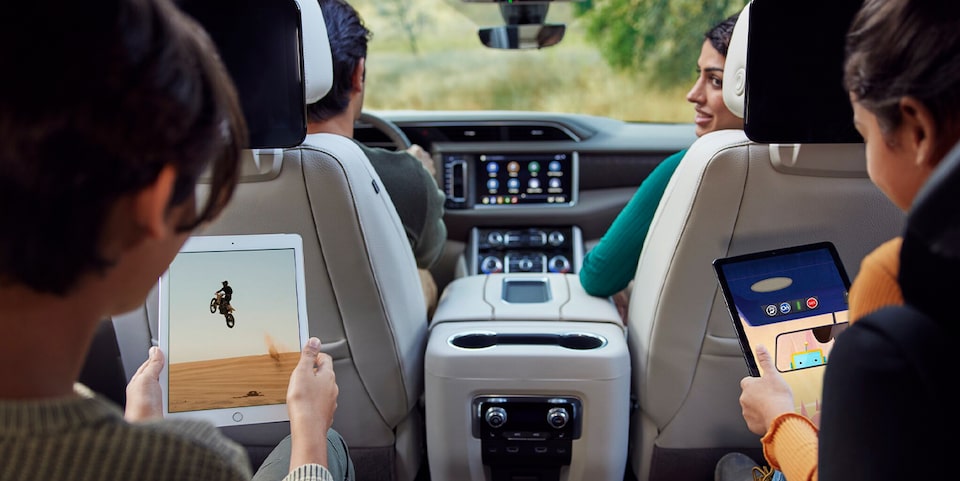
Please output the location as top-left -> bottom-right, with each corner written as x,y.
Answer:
438,125 -> 503,142
505,125 -> 576,141
432,124 -> 578,142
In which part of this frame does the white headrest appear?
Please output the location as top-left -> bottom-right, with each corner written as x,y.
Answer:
722,2 -> 751,119
295,0 -> 332,103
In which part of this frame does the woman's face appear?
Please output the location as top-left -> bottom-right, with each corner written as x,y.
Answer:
852,100 -> 932,211
686,40 -> 743,137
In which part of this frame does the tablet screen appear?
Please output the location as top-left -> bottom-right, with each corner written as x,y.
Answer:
713,242 -> 851,421
158,234 -> 309,426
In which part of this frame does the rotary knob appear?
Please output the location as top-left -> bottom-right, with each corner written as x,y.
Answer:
547,407 -> 569,429
485,407 -> 507,428
486,231 -> 504,247
481,256 -> 504,274
547,231 -> 565,246
548,255 -> 571,273
517,257 -> 535,271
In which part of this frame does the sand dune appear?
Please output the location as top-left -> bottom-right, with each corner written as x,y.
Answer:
168,352 -> 299,413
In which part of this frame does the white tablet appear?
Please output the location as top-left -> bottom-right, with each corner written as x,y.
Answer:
158,233 -> 309,426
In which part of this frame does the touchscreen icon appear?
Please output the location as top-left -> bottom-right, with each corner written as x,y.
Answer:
486,179 -> 499,191
528,178 -> 541,189
528,161 -> 541,173
507,161 -> 520,174
486,162 -> 499,174
549,160 -> 562,172
507,178 -> 520,191
548,178 -> 561,189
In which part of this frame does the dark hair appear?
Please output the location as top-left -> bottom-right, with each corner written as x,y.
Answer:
0,0 -> 247,295
307,0 -> 372,122
845,0 -> 960,145
706,12 -> 739,58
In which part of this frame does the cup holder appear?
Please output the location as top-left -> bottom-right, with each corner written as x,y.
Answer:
449,332 -> 607,350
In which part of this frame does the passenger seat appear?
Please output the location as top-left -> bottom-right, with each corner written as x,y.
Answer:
625,4 -> 905,481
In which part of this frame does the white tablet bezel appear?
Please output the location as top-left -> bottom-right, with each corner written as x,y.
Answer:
157,233 -> 309,426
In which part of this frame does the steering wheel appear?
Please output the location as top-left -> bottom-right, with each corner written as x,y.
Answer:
357,111 -> 411,151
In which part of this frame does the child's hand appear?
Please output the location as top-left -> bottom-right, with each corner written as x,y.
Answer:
124,346 -> 165,422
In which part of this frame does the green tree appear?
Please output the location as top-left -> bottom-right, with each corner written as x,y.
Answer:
574,0 -> 746,89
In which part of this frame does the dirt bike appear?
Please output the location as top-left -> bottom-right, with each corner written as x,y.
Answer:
210,291 -> 236,328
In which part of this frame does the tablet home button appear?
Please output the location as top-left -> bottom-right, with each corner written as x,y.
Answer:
232,412 -> 243,423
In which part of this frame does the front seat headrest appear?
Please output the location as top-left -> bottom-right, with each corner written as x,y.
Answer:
722,2 -> 750,119
899,139 -> 960,324
295,0 -> 333,103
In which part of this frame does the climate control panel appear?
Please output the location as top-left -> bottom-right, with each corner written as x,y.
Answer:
468,226 -> 582,276
473,395 -> 583,479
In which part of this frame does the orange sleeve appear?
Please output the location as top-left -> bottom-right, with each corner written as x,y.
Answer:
847,237 -> 903,323
762,413 -> 819,481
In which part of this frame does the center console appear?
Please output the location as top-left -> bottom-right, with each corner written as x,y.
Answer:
426,273 -> 629,481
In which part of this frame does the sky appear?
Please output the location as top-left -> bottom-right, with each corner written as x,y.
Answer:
164,248 -> 303,363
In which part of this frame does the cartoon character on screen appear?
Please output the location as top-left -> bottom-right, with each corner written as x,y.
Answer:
790,342 -> 826,369
210,280 -> 236,328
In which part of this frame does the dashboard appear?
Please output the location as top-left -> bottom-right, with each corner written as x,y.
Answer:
353,111 -> 696,280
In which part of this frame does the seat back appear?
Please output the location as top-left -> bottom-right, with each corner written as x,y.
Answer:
111,2 -> 427,479
625,4 -> 906,480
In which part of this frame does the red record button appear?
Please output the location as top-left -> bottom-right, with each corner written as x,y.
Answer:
806,297 -> 819,309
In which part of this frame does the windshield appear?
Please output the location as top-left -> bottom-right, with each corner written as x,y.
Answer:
353,0 -> 709,123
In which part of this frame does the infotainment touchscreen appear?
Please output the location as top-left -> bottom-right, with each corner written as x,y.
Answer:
474,153 -> 576,206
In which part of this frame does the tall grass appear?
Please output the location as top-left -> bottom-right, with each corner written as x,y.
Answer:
352,0 -> 695,123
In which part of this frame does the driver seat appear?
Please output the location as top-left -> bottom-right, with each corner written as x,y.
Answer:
111,1 -> 428,479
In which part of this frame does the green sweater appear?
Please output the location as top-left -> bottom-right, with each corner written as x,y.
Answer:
579,150 -> 687,297
0,384 -> 333,481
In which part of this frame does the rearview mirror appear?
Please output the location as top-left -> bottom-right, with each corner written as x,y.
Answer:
479,23 -> 565,49
474,2 -> 566,49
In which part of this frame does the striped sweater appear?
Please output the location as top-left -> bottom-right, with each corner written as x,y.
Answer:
0,384 -> 332,481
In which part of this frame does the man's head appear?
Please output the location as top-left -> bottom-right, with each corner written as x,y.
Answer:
307,0 -> 372,124
223,280 -> 229,286
0,0 -> 247,295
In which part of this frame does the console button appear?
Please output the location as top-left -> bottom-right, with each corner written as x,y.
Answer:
504,232 -> 524,247
528,231 -> 547,247
486,231 -> 504,247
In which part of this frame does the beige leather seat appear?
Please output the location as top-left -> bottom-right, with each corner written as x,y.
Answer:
625,5 -> 905,481
111,2 -> 427,480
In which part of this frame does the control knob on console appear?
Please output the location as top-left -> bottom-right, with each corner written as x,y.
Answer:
485,407 -> 508,428
481,256 -> 504,274
547,407 -> 569,429
548,255 -> 571,274
548,231 -> 565,246
486,231 -> 504,247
